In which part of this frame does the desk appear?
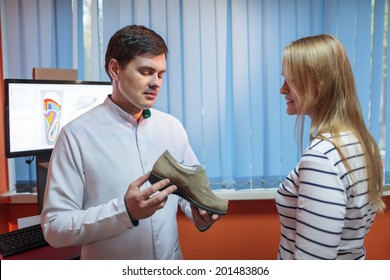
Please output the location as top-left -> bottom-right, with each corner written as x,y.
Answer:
0,203 -> 38,233
0,189 -> 37,204
0,245 -> 81,260
0,190 -> 38,233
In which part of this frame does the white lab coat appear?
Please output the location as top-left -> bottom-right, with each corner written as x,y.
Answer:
41,96 -> 198,259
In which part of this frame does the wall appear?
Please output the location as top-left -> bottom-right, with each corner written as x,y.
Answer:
0,194 -> 389,259
177,197 -> 390,260
0,203 -> 38,233
0,13 -> 9,195
0,14 -> 11,233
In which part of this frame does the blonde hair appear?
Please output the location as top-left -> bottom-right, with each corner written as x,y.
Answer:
283,34 -> 386,213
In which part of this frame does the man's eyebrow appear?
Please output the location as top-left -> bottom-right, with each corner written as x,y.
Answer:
138,66 -> 154,71
138,66 -> 166,73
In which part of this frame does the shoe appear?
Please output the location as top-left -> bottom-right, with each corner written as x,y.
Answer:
148,150 -> 228,215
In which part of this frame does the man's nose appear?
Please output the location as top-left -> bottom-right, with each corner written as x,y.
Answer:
149,75 -> 160,89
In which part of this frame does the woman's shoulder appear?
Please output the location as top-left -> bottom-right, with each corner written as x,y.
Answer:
308,133 -> 335,153
305,132 -> 360,165
309,132 -> 357,149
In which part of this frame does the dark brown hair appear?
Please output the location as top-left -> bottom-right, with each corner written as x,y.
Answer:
104,25 -> 168,80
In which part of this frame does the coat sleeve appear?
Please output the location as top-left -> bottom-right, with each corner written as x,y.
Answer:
40,127 -> 134,248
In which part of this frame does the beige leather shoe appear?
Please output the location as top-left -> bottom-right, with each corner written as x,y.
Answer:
148,150 -> 228,215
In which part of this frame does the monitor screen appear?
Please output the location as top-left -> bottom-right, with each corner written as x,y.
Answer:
4,79 -> 112,158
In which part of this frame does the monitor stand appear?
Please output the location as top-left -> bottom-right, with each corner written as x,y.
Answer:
35,153 -> 51,214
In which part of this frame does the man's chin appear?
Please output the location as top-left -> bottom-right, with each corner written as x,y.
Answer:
140,104 -> 153,110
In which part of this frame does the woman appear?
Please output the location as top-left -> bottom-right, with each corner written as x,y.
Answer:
276,34 -> 386,260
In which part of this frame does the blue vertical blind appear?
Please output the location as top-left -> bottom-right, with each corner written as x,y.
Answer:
1,0 -> 389,190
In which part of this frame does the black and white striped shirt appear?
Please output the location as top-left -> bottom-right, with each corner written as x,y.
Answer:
275,133 -> 377,260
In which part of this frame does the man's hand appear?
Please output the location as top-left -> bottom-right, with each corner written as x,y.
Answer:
190,204 -> 225,231
124,171 -> 177,221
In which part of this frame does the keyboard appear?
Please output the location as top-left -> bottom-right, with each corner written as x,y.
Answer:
0,224 -> 48,257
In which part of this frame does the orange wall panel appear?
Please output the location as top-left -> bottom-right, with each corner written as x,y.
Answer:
0,15 -> 9,195
178,197 -> 390,260
0,203 -> 38,233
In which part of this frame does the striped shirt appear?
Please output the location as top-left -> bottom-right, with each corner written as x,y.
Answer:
275,133 -> 377,260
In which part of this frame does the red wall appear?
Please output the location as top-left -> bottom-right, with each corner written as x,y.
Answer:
0,14 -> 9,196
0,203 -> 39,232
1,193 -> 389,259
178,196 -> 390,260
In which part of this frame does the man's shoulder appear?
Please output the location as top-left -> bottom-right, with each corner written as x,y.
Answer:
62,102 -> 108,132
150,108 -> 180,122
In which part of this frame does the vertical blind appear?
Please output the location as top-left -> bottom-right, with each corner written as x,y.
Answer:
1,0 -> 389,190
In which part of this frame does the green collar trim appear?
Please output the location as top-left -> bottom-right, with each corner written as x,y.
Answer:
142,109 -> 151,119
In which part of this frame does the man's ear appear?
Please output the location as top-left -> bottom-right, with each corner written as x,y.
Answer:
108,59 -> 120,81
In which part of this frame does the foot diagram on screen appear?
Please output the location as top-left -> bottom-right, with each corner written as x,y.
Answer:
43,92 -> 62,145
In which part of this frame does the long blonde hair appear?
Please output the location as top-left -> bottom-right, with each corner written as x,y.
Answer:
283,34 -> 386,213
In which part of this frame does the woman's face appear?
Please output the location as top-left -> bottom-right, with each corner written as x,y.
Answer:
280,58 -> 317,117
280,59 -> 300,115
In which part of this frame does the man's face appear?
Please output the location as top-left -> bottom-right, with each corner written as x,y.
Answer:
111,54 -> 166,117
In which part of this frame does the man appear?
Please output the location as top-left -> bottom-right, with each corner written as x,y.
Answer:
41,25 -> 221,259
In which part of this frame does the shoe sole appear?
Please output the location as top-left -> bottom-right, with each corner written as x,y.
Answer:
148,172 -> 227,215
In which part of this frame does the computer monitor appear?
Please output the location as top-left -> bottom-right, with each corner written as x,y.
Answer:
4,78 -> 112,158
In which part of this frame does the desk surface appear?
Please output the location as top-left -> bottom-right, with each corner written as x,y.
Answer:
0,189 -> 37,204
0,245 -> 81,260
